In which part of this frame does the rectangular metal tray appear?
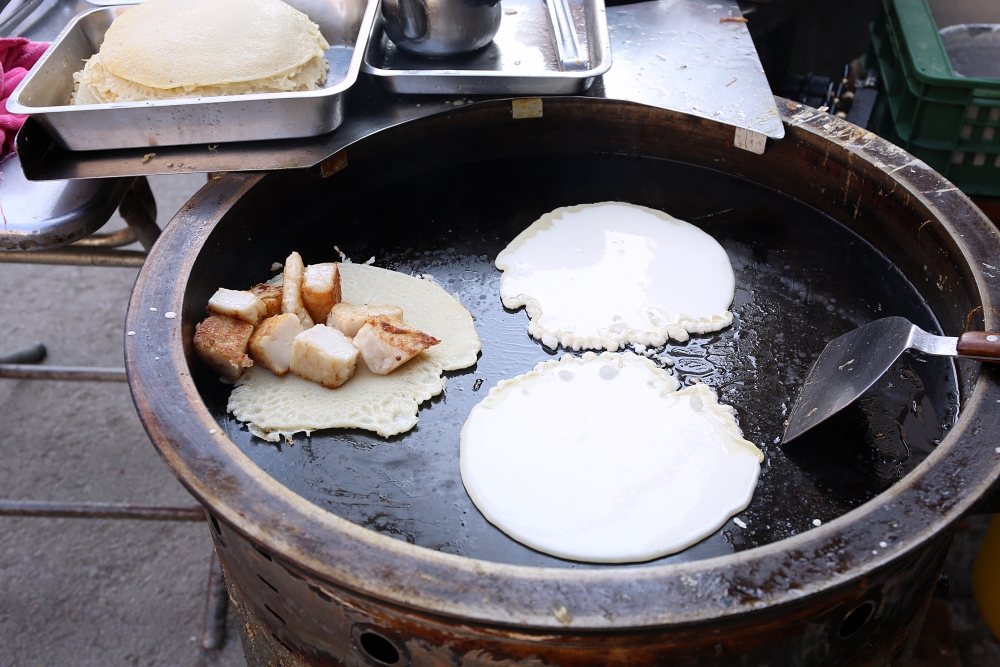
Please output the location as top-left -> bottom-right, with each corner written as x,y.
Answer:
361,0 -> 611,95
7,0 -> 379,151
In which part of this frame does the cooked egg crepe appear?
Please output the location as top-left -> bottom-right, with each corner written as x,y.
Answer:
460,352 -> 763,563
228,264 -> 481,441
496,202 -> 736,351
72,0 -> 329,104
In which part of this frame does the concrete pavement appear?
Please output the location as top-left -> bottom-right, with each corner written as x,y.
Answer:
0,173 -> 246,667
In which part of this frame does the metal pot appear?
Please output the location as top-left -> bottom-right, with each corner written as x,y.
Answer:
126,97 -> 1000,666
381,0 -> 501,56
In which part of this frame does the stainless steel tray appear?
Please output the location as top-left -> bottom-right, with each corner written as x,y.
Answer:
7,0 -> 379,150
361,0 -> 611,95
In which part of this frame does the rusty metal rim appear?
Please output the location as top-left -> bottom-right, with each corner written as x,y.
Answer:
126,96 -> 1000,630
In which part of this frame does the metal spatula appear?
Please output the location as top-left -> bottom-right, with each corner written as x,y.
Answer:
782,316 -> 1000,444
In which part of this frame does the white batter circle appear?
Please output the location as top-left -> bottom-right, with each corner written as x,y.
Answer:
460,352 -> 763,563
496,202 -> 735,350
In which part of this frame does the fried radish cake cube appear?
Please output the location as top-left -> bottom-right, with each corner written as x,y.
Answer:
249,283 -> 283,318
327,302 -> 404,338
282,251 -> 314,328
289,324 -> 359,389
353,315 -> 440,375
302,262 -> 341,324
193,315 -> 254,381
207,288 -> 266,326
248,313 -> 302,375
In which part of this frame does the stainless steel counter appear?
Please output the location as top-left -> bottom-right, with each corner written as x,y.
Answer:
11,0 -> 783,181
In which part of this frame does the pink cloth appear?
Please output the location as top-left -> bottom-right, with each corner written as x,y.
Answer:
0,37 -> 48,160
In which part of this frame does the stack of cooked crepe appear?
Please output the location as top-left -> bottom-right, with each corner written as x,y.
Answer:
72,0 -> 329,104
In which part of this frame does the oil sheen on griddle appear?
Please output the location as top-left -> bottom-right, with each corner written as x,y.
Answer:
205,153 -> 959,569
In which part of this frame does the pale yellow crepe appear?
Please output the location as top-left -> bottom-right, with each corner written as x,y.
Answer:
228,264 -> 482,441
71,0 -> 329,104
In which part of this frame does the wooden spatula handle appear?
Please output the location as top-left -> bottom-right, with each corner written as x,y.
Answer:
957,331 -> 1000,361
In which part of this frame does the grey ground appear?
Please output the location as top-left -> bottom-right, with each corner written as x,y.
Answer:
0,174 -> 246,667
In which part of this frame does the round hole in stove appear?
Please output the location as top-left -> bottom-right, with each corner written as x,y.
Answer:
839,601 -> 875,638
358,631 -> 401,665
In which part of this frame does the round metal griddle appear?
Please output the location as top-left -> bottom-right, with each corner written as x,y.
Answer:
198,146 -> 956,569
126,98 -> 1000,666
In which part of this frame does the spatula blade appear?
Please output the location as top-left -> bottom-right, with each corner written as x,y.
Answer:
782,316 -> 917,444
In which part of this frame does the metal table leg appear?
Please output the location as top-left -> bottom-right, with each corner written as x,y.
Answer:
0,341 -> 46,364
0,501 -> 206,521
202,550 -> 230,650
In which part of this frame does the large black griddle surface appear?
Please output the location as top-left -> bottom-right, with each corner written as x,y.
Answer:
198,154 -> 959,569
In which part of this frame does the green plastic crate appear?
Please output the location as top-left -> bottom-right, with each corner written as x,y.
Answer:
867,0 -> 1000,197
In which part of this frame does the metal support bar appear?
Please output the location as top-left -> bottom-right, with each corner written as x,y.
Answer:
0,246 -> 146,267
72,226 -> 138,248
0,500 -> 206,521
0,342 -> 46,364
119,176 -> 160,251
0,364 -> 126,381
201,550 -> 230,650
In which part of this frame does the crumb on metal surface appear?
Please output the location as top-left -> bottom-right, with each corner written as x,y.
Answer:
552,603 -> 573,626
